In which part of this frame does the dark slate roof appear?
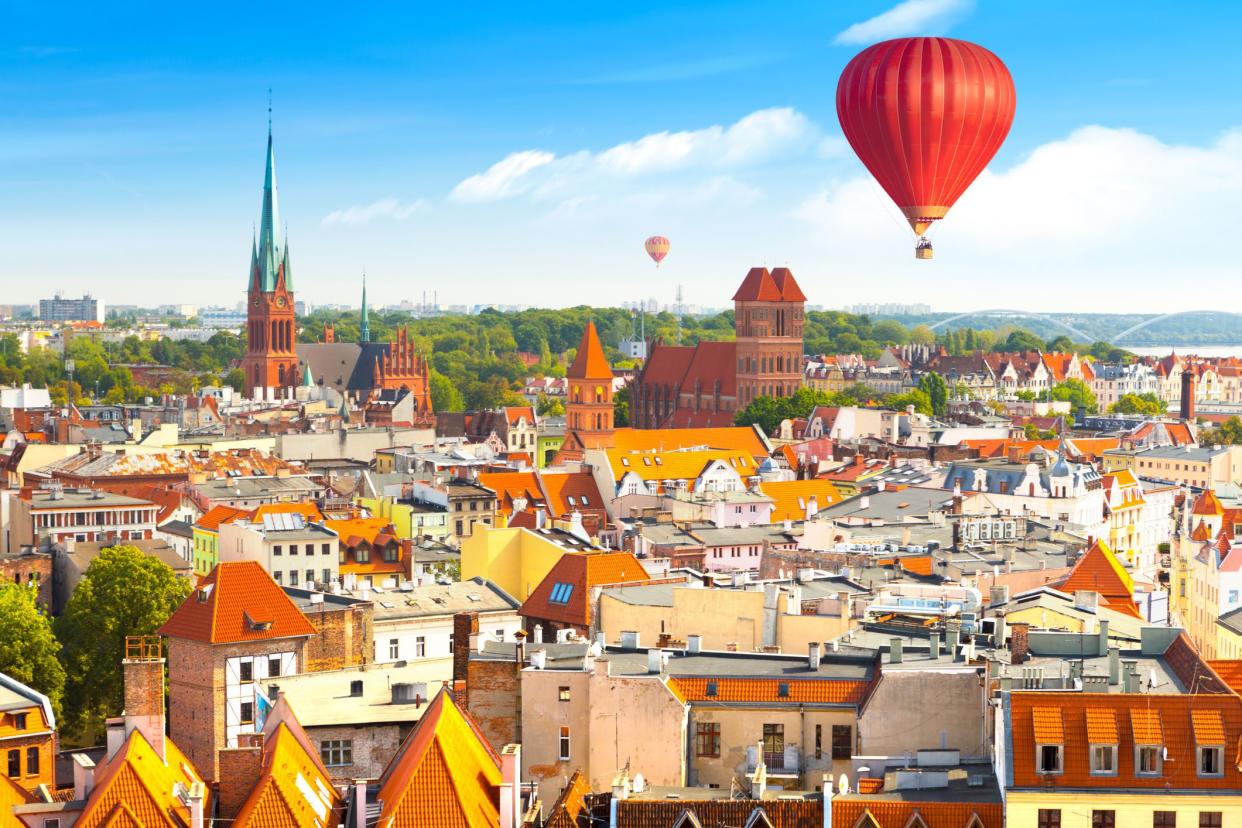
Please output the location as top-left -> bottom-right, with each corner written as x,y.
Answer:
296,342 -> 395,394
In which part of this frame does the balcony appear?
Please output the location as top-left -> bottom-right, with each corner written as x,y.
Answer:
745,745 -> 800,776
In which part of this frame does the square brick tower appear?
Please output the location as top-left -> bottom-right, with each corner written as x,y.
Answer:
733,267 -> 806,408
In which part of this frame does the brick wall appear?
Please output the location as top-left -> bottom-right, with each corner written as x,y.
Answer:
452,612 -> 479,686
466,658 -> 520,751
306,723 -> 403,785
216,744 -> 262,819
303,603 -> 373,672
166,635 -> 307,781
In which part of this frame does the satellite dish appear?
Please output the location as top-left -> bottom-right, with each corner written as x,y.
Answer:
838,773 -> 850,795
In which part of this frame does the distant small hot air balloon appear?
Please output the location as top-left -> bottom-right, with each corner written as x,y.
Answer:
836,37 -> 1016,259
644,235 -> 670,267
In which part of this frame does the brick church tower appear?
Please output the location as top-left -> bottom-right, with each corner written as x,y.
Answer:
733,267 -> 806,408
557,321 -> 615,462
241,125 -> 298,400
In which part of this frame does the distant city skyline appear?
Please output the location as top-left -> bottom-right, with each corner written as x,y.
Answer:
1,2 -> 1240,312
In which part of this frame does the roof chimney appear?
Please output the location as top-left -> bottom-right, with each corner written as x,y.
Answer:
72,753 -> 96,800
687,634 -> 702,655
499,744 -> 522,828
889,638 -> 903,664
808,642 -> 821,670
121,636 -> 165,760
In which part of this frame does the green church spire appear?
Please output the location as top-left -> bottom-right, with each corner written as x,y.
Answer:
359,274 -> 370,344
253,115 -> 285,294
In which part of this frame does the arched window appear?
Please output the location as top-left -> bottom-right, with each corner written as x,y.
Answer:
595,386 -> 604,403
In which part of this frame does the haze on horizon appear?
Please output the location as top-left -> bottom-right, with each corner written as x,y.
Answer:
1,1 -> 1239,314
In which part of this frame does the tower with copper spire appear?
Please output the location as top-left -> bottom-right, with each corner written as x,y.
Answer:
558,321 -> 615,462
241,122 -> 298,400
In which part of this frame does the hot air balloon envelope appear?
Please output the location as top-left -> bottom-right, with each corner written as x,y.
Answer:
644,236 -> 670,266
836,37 -> 1015,237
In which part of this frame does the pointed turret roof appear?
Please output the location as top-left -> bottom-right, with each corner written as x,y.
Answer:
253,126 -> 285,293
732,267 -> 780,301
1058,539 -> 1140,618
374,688 -> 501,827
360,275 -> 370,344
769,267 -> 807,301
301,362 -> 314,388
568,321 -> 612,380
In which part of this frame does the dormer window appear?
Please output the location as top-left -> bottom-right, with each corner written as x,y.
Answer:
1038,744 -> 1063,774
1131,708 -> 1163,776
1136,745 -> 1161,775
1089,744 -> 1116,775
1193,708 -> 1226,778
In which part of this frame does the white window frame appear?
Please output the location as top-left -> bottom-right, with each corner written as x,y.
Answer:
1089,744 -> 1116,776
1036,743 -> 1062,775
1135,744 -> 1162,776
1198,744 -> 1225,778
558,726 -> 571,761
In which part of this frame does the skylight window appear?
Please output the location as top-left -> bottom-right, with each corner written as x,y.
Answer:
549,582 -> 575,604
567,496 -> 577,507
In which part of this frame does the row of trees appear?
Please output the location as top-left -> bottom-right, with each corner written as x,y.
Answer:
0,546 -> 190,743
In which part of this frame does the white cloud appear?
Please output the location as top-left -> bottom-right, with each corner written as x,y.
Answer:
450,150 -> 555,203
792,126 -> 1242,308
450,107 -> 816,204
321,197 -> 427,226
833,0 -> 973,46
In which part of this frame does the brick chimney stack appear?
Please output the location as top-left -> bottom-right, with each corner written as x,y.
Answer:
1180,369 -> 1196,421
122,635 -> 166,759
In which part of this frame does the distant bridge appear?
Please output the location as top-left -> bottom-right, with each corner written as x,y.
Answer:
929,308 -> 1242,345
927,309 -> 1095,343
1110,310 -> 1242,343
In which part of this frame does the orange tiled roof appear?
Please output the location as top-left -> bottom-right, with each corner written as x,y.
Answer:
545,770 -> 591,828
611,426 -> 768,458
323,516 -> 392,548
0,773 -> 33,816
375,688 -> 501,828
668,677 -> 869,705
477,470 -> 544,517
196,504 -> 249,532
540,470 -> 607,521
831,800 -> 1002,828
567,321 -> 612,380
1056,539 -> 1139,618
250,502 -> 324,522
1011,691 -> 1242,790
1194,489 -> 1226,517
1207,660 -> 1242,696
1084,708 -> 1117,743
159,561 -> 316,644
759,479 -> 843,522
504,405 -> 536,426
1031,707 -> 1063,743
233,723 -> 342,828
1191,709 -> 1226,745
76,730 -> 207,828
521,551 -> 650,627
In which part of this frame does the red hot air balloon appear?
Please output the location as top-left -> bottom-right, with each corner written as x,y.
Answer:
644,235 -> 670,267
836,37 -> 1016,259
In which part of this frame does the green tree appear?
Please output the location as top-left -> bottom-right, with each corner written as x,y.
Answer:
1015,390 -> 1037,402
734,395 -> 791,435
535,392 -> 565,417
0,581 -> 65,722
998,330 -> 1045,353
1202,417 -> 1242,446
56,546 -> 191,736
1045,335 -> 1075,352
917,372 -> 948,417
1109,393 -> 1164,416
1049,378 -> 1098,415
613,384 -> 630,427
886,389 -> 933,416
429,370 -> 465,412
224,368 -> 245,394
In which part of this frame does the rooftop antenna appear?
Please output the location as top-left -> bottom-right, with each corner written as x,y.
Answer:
267,88 -> 273,133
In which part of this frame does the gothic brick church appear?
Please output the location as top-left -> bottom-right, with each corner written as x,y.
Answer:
629,266 -> 806,429
241,124 -> 432,423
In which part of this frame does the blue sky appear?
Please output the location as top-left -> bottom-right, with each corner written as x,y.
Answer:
1,1 -> 1240,312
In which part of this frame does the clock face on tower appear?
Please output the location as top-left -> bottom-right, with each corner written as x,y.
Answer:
276,295 -> 286,307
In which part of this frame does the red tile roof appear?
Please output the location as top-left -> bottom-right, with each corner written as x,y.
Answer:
504,405 -> 536,427
732,266 -> 782,301
568,321 -> 612,380
540,470 -> 607,523
769,267 -> 807,302
617,800 -> 823,828
1009,691 -> 1242,790
159,561 -> 316,644
197,504 -> 249,532
831,800 -> 1002,828
1056,539 -> 1139,618
521,551 -> 650,627
1194,489 -> 1225,517
233,723 -> 342,828
668,677 -> 869,705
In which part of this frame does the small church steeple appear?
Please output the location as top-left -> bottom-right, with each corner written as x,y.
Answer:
360,275 -> 370,344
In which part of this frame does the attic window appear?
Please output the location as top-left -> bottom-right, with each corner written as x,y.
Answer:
777,683 -> 790,698
580,495 -> 589,506
549,583 -> 574,604
243,611 -> 272,632
705,681 -> 718,697
654,457 -> 663,466
643,458 -> 651,466
349,680 -> 363,697
567,496 -> 577,507
621,458 -> 629,467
